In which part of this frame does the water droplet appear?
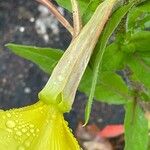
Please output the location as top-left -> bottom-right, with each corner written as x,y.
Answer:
30,129 -> 34,133
46,119 -> 49,123
22,128 -> 27,133
53,82 -> 57,85
27,133 -> 30,136
24,140 -> 30,147
18,145 -> 25,150
6,113 -> 11,118
6,128 -> 12,133
40,110 -> 43,114
36,128 -> 40,132
14,128 -> 17,131
58,75 -> 63,81
21,124 -> 26,128
70,128 -> 73,132
29,124 -> 34,128
15,114 -> 19,118
6,120 -> 16,128
2,115 -> 6,119
16,131 -> 22,136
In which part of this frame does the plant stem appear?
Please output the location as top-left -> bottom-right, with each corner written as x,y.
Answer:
36,0 -> 74,36
71,0 -> 82,37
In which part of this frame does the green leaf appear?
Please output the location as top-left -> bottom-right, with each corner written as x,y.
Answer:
6,43 -> 63,74
137,0 -> 150,12
80,70 -> 129,105
126,31 -> 150,52
113,31 -> 150,101
139,51 -> 150,66
101,42 -> 125,71
84,2 -> 134,124
56,0 -> 102,24
82,0 -> 101,23
127,1 -> 150,32
56,0 -> 91,16
126,53 -> 150,96
124,101 -> 148,150
56,0 -> 72,12
96,72 -> 129,104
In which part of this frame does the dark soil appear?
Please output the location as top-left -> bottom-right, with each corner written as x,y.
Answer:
0,1 -> 125,148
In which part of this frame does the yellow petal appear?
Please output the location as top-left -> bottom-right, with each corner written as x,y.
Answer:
0,101 -> 80,150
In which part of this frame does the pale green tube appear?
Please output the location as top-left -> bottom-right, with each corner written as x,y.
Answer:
39,0 -> 119,112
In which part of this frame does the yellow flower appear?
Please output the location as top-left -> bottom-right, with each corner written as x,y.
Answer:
0,101 -> 80,150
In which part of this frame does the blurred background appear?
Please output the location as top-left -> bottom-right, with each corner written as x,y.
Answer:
0,1 -> 125,149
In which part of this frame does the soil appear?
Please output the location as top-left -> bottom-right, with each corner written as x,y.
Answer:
0,1 -> 125,149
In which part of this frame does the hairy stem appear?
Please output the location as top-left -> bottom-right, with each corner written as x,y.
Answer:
71,0 -> 82,37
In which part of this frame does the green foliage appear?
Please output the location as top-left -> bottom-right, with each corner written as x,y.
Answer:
6,44 -> 63,74
124,101 -> 148,150
101,43 -> 125,71
127,0 -> 150,32
125,54 -> 150,100
56,0 -> 101,23
82,1 -> 101,23
56,0 -> 90,16
125,31 -> 150,52
80,70 -> 129,104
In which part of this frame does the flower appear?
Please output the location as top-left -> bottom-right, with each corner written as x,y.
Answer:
0,100 -> 80,150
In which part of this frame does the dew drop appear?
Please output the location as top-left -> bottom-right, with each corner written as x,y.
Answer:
46,119 -> 49,123
70,128 -> 73,133
14,128 -> 17,131
22,128 -> 27,133
36,128 -> 40,132
58,75 -> 63,81
29,124 -> 34,128
40,110 -> 43,114
18,145 -> 25,150
6,120 -> 16,128
53,81 -> 57,85
6,113 -> 11,118
8,135 -> 10,138
21,124 -> 26,128
6,128 -> 12,133
2,115 -> 6,119
27,132 -> 30,136
15,115 -> 19,118
24,140 -> 30,147
18,126 -> 22,129
16,131 -> 22,136
30,129 -> 34,133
